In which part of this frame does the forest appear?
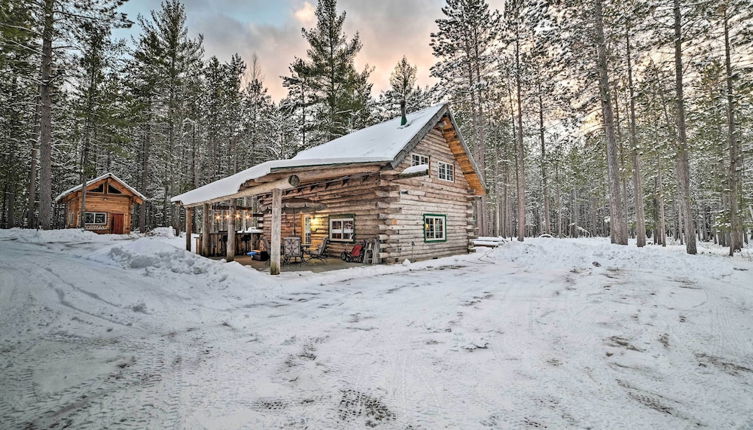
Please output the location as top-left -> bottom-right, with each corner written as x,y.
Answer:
0,0 -> 751,256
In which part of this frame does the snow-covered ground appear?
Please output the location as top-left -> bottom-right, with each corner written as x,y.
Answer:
1,229 -> 752,429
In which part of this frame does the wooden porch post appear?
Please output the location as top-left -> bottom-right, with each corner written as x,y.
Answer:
226,201 -> 236,262
270,188 -> 282,275
185,206 -> 193,252
202,203 -> 210,257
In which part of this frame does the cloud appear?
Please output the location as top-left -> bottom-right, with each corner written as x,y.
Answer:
126,0 -> 510,100
294,1 -> 316,26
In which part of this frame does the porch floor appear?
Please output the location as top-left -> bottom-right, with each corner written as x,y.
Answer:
211,255 -> 368,273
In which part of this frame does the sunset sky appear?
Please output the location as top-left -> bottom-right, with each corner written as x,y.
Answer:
116,0 -> 503,100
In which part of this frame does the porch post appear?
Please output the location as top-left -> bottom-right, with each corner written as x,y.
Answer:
270,188 -> 282,275
185,206 -> 193,252
226,201 -> 236,262
202,203 -> 211,257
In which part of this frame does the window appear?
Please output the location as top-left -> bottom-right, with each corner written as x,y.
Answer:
90,183 -> 104,193
107,184 -> 122,194
303,215 -> 312,244
329,215 -> 355,242
437,161 -> 454,181
424,214 -> 446,242
84,212 -> 107,225
411,153 -> 429,166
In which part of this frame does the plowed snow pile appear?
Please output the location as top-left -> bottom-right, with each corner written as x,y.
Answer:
1,229 -> 752,429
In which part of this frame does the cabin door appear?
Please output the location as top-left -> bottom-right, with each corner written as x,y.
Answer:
112,214 -> 124,234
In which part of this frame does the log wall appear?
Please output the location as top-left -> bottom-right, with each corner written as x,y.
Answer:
260,174 -> 389,258
380,126 -> 477,262
251,124 -> 478,264
64,193 -> 134,234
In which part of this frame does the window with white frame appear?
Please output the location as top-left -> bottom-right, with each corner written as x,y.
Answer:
424,214 -> 446,242
329,216 -> 355,242
437,161 -> 454,181
84,212 -> 107,224
411,153 -> 429,166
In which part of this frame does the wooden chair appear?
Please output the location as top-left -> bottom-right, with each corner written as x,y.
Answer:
304,238 -> 329,263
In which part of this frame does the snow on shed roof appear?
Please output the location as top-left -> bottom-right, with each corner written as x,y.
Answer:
170,102 -> 462,206
55,173 -> 146,203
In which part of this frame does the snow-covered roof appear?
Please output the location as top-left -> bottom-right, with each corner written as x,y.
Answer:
170,157 -> 386,206
171,102 -> 482,206
55,173 -> 146,203
400,164 -> 429,176
292,103 -> 447,161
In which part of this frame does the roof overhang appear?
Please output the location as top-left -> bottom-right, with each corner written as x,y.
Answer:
389,104 -> 486,196
55,173 -> 146,203
173,161 -> 385,207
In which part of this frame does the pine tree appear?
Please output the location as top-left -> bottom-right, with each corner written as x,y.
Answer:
431,0 -> 500,236
295,0 -> 369,144
30,0 -> 130,229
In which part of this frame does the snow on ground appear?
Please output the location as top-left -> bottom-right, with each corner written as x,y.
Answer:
1,229 -> 752,429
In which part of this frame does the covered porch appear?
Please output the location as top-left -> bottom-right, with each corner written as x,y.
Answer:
210,255 -> 367,273
173,159 -> 386,275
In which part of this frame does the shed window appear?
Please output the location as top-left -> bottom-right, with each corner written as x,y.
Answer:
411,153 -> 429,166
90,183 -> 105,193
424,214 -> 446,242
438,161 -> 454,182
84,212 -> 107,225
329,216 -> 354,242
107,184 -> 122,194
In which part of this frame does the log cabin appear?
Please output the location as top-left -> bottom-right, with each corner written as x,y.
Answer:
56,173 -> 146,234
171,102 -> 485,274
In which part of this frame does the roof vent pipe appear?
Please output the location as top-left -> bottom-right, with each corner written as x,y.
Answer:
400,100 -> 407,126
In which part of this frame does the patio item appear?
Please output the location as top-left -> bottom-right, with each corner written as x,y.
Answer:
304,238 -> 329,263
340,241 -> 366,263
283,237 -> 304,264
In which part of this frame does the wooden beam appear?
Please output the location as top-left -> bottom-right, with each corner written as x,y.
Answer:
270,188 -> 282,275
226,201 -> 235,262
185,207 -> 193,252
202,203 -> 210,257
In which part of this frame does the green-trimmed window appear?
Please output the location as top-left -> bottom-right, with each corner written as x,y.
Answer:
423,214 -> 446,242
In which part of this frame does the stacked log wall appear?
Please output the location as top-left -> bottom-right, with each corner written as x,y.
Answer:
261,174 -> 390,257
380,127 -> 476,262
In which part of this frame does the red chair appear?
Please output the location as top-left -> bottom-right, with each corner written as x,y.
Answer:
340,241 -> 366,263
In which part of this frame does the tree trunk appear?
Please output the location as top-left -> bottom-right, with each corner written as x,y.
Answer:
139,109 -> 151,233
538,88 -> 550,235
672,0 -> 697,254
723,7 -> 741,255
514,32 -> 526,242
626,28 -> 646,247
38,0 -> 54,229
26,148 -> 38,227
593,0 -> 627,245
657,167 -> 666,246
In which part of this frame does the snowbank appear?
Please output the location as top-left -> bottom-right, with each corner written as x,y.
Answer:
0,227 -> 126,243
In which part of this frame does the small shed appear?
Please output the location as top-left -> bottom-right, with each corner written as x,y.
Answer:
55,173 -> 146,234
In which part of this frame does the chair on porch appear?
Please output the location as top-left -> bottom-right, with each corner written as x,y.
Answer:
283,237 -> 304,264
304,238 -> 329,263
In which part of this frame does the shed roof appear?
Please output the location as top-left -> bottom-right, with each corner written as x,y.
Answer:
171,102 -> 484,206
55,173 -> 146,203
